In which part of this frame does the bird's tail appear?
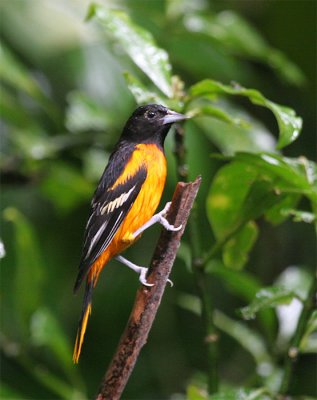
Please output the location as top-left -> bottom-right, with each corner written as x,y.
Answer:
73,279 -> 94,363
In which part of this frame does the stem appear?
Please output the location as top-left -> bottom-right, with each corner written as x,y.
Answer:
174,124 -> 219,394
279,273 -> 317,395
195,268 -> 219,393
96,178 -> 201,400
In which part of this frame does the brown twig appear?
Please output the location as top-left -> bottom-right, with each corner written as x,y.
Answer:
96,176 -> 201,400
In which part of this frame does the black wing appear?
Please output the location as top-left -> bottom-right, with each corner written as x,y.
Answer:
74,152 -> 147,292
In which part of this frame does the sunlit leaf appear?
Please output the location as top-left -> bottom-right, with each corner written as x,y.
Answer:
235,153 -> 309,189
82,148 -> 109,182
240,286 -> 302,320
87,4 -> 173,97
10,128 -> 57,160
187,384 -> 208,400
124,72 -> 166,105
2,208 -> 44,338
207,162 -> 278,239
281,209 -> 316,224
206,153 -> 317,271
206,162 -> 257,239
0,238 -> 6,259
275,267 -> 312,343
65,91 -> 111,133
235,153 -> 316,202
189,80 -> 302,149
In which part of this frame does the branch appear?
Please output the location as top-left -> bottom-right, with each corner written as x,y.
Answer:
96,177 -> 201,400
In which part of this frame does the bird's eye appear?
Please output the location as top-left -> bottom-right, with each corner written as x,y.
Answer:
147,111 -> 156,119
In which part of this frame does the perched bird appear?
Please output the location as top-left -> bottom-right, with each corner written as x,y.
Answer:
73,104 -> 188,363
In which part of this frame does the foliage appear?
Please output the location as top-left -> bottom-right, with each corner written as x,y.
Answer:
1,1 -> 316,399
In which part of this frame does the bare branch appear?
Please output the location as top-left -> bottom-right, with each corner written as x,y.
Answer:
96,176 -> 201,400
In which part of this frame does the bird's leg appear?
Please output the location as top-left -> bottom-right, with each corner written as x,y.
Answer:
115,255 -> 153,287
115,255 -> 173,287
132,202 -> 182,239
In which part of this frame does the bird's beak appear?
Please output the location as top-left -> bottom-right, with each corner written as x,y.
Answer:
162,109 -> 189,125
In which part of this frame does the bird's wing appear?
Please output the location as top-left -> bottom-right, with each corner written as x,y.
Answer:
74,165 -> 147,291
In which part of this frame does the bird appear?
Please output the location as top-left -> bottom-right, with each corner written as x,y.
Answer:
73,103 -> 188,363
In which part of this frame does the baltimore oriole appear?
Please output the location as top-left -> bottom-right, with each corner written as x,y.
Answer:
73,104 -> 188,363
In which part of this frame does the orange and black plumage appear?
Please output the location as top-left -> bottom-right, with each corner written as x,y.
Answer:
73,104 -> 187,363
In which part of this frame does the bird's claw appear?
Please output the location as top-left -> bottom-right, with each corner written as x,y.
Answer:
167,278 -> 174,287
159,202 -> 182,232
139,267 -> 154,287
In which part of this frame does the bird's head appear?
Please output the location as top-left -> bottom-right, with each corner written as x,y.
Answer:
122,104 -> 188,146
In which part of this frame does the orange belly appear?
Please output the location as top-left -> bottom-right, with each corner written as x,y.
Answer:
89,143 -> 167,283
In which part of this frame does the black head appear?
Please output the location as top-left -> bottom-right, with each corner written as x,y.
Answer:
121,104 -> 188,147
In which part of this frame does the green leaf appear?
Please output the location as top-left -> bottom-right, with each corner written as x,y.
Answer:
281,209 -> 316,224
213,310 -> 273,371
87,4 -> 173,97
0,43 -> 59,121
124,71 -> 166,105
206,161 -> 280,269
265,194 -> 300,225
2,208 -> 44,338
0,43 -> 44,99
206,260 -> 276,336
300,310 -> 317,353
40,162 -> 94,212
29,364 -> 85,400
184,11 -> 305,86
207,161 -> 278,239
176,292 -> 202,317
222,221 -> 258,270
9,128 -> 57,161
30,307 -> 76,382
0,84 -> 37,128
240,286 -> 302,320
206,162 -> 257,239
206,260 -> 260,300
196,115 -> 275,156
0,382 -> 24,399
206,154 -> 316,270
65,91 -> 111,133
275,267 -> 313,342
235,153 -> 316,202
82,148 -> 109,182
0,238 -> 5,259
191,104 -> 248,127
187,384 -> 208,400
189,80 -> 302,149
209,387 -> 271,400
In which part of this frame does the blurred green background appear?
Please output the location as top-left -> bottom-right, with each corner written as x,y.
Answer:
1,0 -> 316,399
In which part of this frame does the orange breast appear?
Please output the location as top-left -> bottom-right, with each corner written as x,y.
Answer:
110,143 -> 167,255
